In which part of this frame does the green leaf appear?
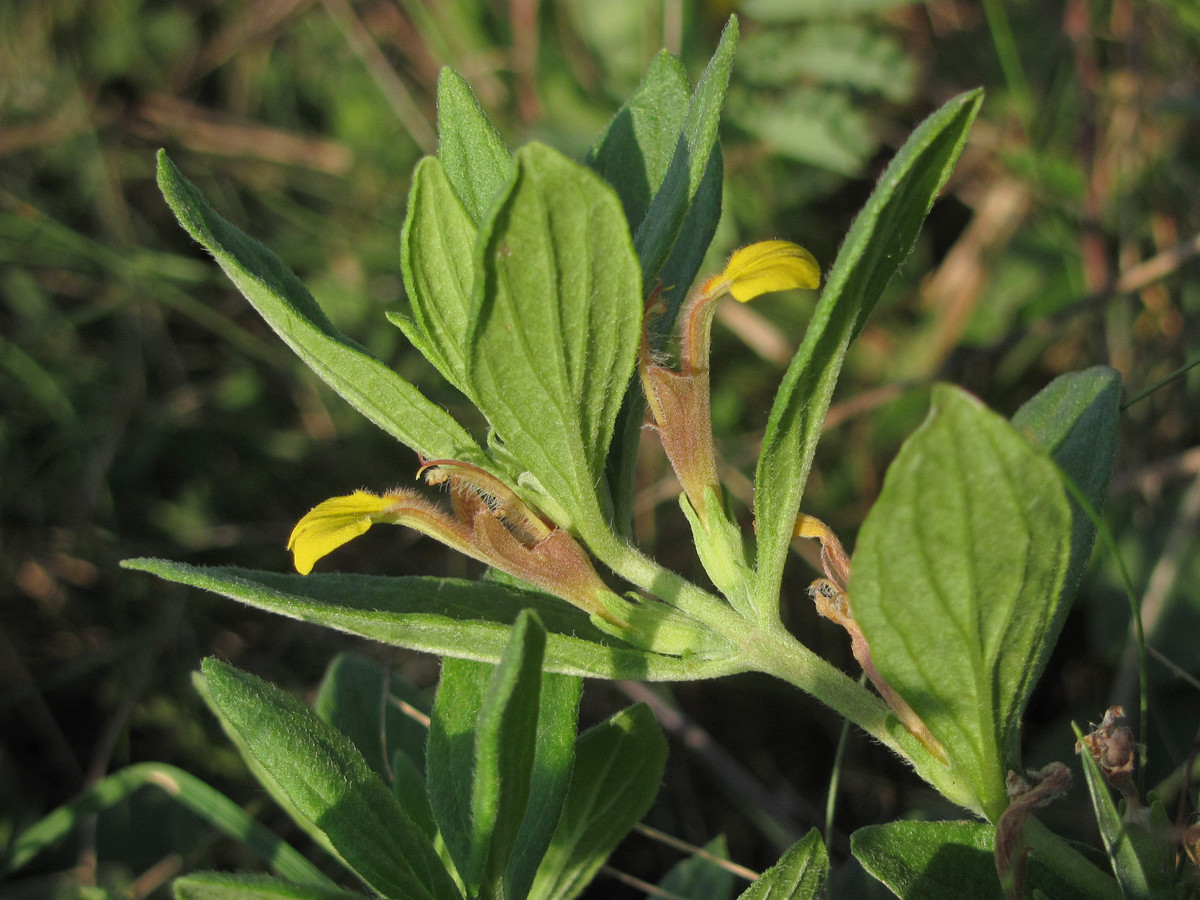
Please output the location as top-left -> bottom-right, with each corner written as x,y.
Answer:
659,836 -> 735,900
505,672 -> 583,900
469,611 -> 548,893
528,703 -> 667,900
391,748 -> 438,841
199,658 -> 461,900
426,657 -> 491,885
1075,725 -> 1175,900
155,151 -> 486,468
588,50 -> 690,233
395,156 -> 478,392
752,89 -> 983,617
172,874 -> 363,900
1,763 -> 332,887
735,829 -> 828,900
436,68 -> 510,224
314,652 -> 428,781
850,386 -> 1072,820
1011,367 -> 1120,613
633,16 -> 737,294
851,820 -> 1109,900
122,560 -> 744,681
469,142 -> 642,535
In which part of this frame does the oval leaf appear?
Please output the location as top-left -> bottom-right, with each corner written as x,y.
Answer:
469,142 -> 642,536
849,385 -> 1072,820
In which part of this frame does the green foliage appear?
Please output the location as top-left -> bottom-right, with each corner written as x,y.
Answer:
12,2 -> 1194,897
851,385 -> 1073,819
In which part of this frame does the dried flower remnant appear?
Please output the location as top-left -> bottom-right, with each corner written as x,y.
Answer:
1077,705 -> 1141,811
640,241 -> 819,526
287,460 -> 620,623
792,512 -> 947,764
995,762 -> 1073,899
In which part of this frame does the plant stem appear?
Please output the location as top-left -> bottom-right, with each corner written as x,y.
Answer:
1023,818 -> 1122,900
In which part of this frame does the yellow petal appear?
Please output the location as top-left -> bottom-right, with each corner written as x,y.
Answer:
720,240 -> 820,302
287,491 -> 393,575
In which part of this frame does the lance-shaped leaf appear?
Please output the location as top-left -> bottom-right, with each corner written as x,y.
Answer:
735,830 -> 828,900
469,143 -> 642,536
633,16 -> 737,296
122,560 -> 743,681
199,658 -> 461,900
436,67 -> 511,225
155,151 -> 486,469
752,90 -> 983,615
528,703 -> 667,900
427,611 -> 573,898
394,156 -> 478,393
849,386 -> 1072,821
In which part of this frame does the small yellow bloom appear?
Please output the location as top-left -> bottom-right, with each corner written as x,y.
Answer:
707,240 -> 821,303
287,491 -> 396,575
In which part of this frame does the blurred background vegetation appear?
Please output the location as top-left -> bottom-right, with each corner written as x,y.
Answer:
2,0 -> 1199,896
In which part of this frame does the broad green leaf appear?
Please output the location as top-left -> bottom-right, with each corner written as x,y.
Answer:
851,820 -> 1110,900
1,763 -> 331,887
395,156 -> 478,392
1011,367 -> 1120,613
505,671 -> 583,900
121,560 -> 744,681
735,829 -> 827,900
752,89 -> 983,617
199,658 -> 461,900
155,151 -> 486,468
588,50 -> 691,237
314,652 -> 428,781
528,703 -> 667,900
469,142 -> 642,536
1075,725 -> 1175,900
172,874 -> 363,900
659,836 -> 735,900
850,386 -> 1072,820
436,67 -> 510,224
634,16 -> 737,293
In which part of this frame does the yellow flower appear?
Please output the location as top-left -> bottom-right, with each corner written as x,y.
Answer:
705,240 -> 821,303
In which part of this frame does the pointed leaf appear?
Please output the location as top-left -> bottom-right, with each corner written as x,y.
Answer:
122,560 -> 744,681
200,658 -> 461,900
505,672 -> 583,900
426,657 -> 491,884
753,89 -> 983,615
735,829 -> 827,900
397,156 -> 478,392
589,50 -> 691,233
634,16 -> 738,293
528,703 -> 667,900
155,151 -> 485,467
850,386 -> 1072,820
469,142 -> 642,535
172,874 -> 363,900
436,68 -> 510,224
391,747 -> 438,840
